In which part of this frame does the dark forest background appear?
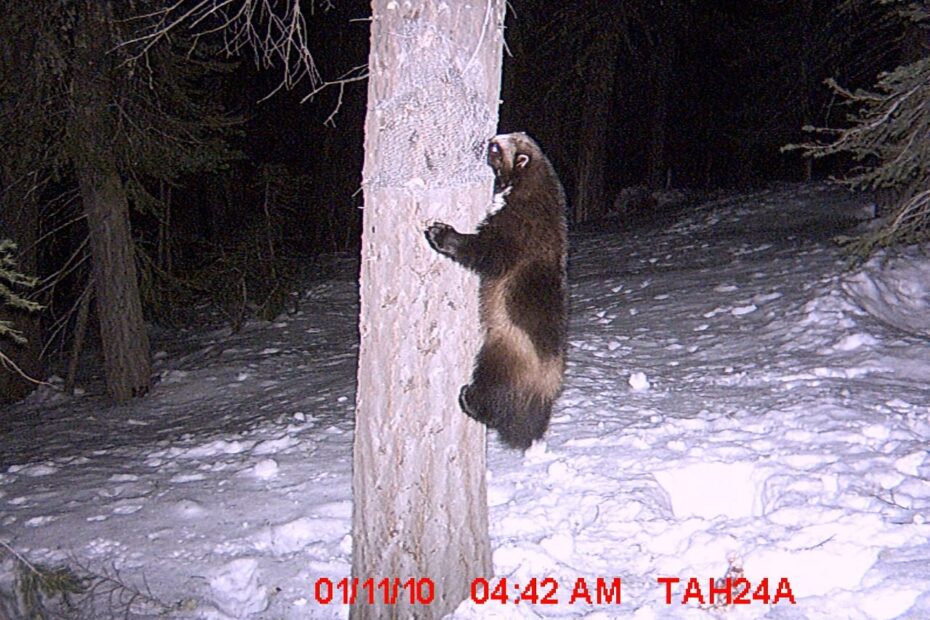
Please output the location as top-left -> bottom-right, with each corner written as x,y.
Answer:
0,0 -> 925,404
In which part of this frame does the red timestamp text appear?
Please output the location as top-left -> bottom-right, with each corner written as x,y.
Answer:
471,576 -> 621,605
313,577 -> 435,606
658,576 -> 796,606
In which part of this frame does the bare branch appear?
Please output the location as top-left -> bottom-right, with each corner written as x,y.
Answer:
121,0 -> 327,93
297,63 -> 369,125
0,351 -> 48,386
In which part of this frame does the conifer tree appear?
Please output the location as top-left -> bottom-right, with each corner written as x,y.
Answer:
0,1 -> 238,401
794,1 -> 930,255
0,241 -> 40,344
0,240 -> 41,380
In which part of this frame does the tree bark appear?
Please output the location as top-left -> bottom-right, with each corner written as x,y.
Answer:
573,30 -> 621,223
72,0 -> 151,402
76,160 -> 152,401
351,1 -> 505,618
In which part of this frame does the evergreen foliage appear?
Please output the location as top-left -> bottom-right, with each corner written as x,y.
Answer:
791,1 -> 930,256
137,164 -> 308,330
0,541 -> 87,619
0,240 -> 41,344
0,541 -> 173,619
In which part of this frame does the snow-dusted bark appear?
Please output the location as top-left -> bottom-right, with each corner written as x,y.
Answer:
351,1 -> 506,618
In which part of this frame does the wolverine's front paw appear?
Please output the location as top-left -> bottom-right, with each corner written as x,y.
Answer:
425,222 -> 459,256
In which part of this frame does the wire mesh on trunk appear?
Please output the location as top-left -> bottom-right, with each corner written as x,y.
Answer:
371,21 -> 494,189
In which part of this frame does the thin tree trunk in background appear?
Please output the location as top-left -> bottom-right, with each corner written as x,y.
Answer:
573,30 -> 620,223
799,0 -> 815,182
351,1 -> 505,617
733,139 -> 754,189
158,182 -> 173,274
647,32 -> 673,189
65,280 -> 93,395
899,9 -> 926,65
72,0 -> 151,402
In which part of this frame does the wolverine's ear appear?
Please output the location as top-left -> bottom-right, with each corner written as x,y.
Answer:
515,153 -> 531,169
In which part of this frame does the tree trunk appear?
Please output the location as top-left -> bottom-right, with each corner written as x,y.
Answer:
158,182 -> 173,274
65,280 -> 94,396
76,160 -> 152,401
899,9 -> 926,65
0,195 -> 42,403
573,31 -> 620,224
351,1 -> 505,618
799,0 -> 815,182
72,0 -> 151,402
647,32 -> 673,189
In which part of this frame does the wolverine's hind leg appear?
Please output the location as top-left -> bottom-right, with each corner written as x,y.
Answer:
495,394 -> 551,450
457,341 -> 549,450
459,340 -> 516,428
461,379 -> 549,450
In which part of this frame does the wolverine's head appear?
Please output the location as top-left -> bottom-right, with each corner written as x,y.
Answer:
487,132 -> 543,193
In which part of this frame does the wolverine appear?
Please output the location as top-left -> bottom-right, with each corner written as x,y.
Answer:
425,132 -> 568,450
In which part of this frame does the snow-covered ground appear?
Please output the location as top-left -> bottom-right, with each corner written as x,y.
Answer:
3,183 -> 930,619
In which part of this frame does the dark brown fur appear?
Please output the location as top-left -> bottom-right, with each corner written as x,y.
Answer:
425,133 -> 568,449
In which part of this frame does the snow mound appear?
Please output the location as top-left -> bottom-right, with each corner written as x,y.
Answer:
252,458 -> 279,479
252,516 -> 344,555
843,250 -> 930,337
750,542 -> 876,597
208,558 -> 268,618
628,371 -> 650,391
653,462 -> 766,519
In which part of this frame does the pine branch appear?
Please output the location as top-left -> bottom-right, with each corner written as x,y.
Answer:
0,240 -> 43,343
785,4 -> 930,258
0,541 -> 175,619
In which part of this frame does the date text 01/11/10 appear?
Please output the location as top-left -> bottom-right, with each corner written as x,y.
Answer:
314,577 -> 435,606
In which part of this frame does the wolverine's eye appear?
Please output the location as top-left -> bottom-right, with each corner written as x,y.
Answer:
489,142 -> 501,155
